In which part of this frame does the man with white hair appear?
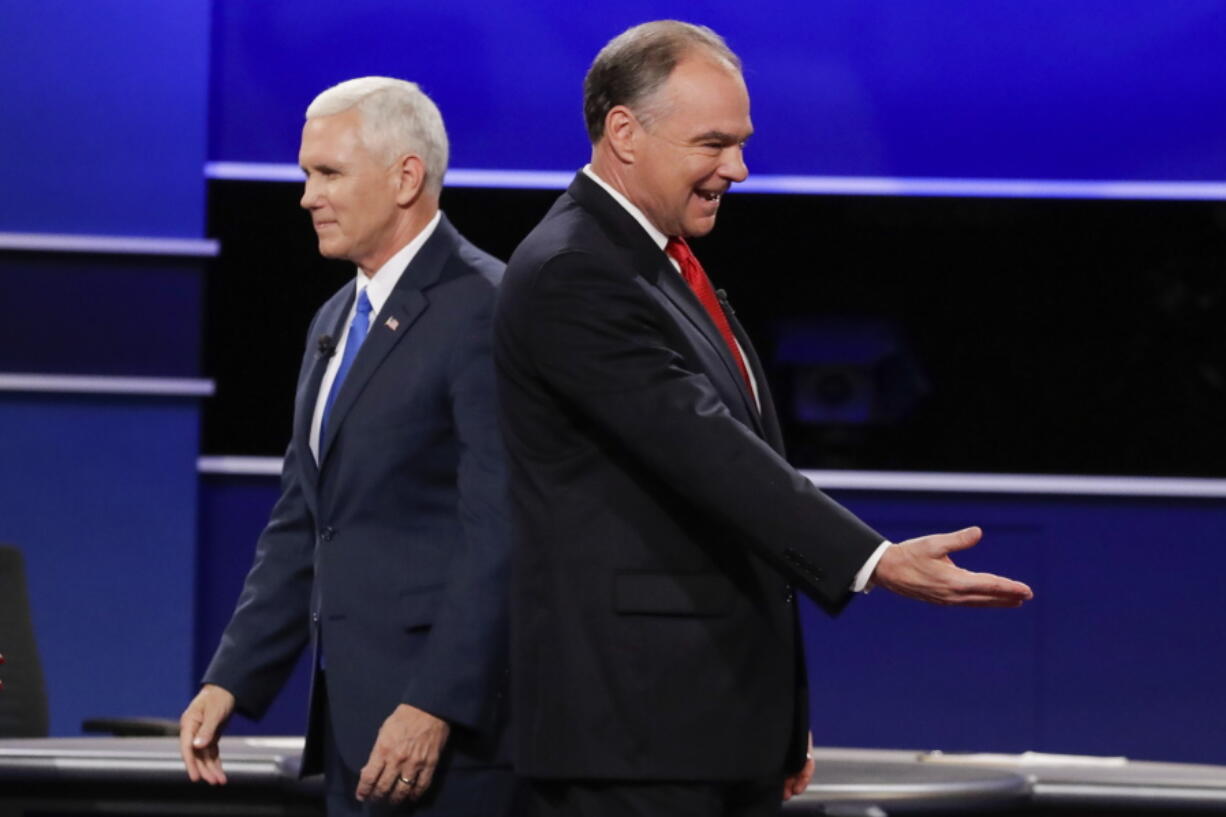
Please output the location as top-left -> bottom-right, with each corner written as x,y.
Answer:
180,77 -> 515,815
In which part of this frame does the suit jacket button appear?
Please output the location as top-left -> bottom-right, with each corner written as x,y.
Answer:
320,527 -> 335,542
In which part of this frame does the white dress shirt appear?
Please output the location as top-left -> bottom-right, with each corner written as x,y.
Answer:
581,166 -> 892,591
308,211 -> 442,461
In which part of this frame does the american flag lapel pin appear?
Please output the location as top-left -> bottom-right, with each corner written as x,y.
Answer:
384,316 -> 400,331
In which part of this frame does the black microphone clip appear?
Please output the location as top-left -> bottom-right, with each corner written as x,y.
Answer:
317,334 -> 336,358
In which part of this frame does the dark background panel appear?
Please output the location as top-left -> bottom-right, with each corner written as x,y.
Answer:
204,180 -> 1226,477
0,254 -> 204,377
202,182 -> 563,453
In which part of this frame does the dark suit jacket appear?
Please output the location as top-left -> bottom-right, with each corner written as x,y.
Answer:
495,173 -> 883,781
204,214 -> 510,775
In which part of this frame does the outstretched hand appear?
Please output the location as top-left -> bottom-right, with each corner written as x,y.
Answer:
873,526 -> 1032,607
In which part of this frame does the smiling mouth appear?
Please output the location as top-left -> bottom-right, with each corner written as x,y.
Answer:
697,190 -> 723,202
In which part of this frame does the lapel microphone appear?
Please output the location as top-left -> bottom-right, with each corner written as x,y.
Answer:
317,334 -> 336,358
715,289 -> 736,315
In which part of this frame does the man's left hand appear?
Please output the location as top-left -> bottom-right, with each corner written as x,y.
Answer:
873,527 -> 1033,607
782,732 -> 815,801
356,704 -> 450,805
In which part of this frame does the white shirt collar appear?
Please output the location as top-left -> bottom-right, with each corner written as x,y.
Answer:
353,210 -> 443,313
582,165 -> 668,251
581,167 -> 760,408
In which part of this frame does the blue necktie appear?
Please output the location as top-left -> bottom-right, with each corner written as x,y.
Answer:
320,288 -> 373,441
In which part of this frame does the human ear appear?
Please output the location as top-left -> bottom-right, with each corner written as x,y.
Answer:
394,154 -> 426,206
603,106 -> 639,164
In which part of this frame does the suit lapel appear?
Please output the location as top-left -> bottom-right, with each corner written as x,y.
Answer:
316,216 -> 458,467
293,293 -> 352,492
726,307 -> 784,452
567,174 -> 766,435
651,266 -> 765,434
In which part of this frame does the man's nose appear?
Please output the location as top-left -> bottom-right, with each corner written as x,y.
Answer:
300,177 -> 319,210
721,146 -> 748,183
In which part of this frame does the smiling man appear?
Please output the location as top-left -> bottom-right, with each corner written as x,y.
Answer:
495,20 -> 1032,817
180,77 -> 515,816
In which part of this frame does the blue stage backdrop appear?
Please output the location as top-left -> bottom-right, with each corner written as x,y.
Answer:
0,1 -> 211,740
209,1 -> 1226,183
7,0 -> 1226,758
2,1 -> 210,238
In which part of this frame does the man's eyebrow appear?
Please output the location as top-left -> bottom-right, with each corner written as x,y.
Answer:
691,129 -> 752,144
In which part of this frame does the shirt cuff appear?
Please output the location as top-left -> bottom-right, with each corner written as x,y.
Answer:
851,540 -> 894,593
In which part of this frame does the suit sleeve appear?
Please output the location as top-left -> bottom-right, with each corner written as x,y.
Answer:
400,286 -> 510,733
201,324 -> 321,719
516,251 -> 881,612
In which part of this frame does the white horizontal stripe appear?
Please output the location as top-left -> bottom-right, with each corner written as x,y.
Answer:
198,456 -> 283,475
803,469 -> 1226,498
921,750 -> 1127,767
205,161 -> 306,182
1035,782 -> 1226,804
444,168 -> 576,189
47,757 -> 282,779
0,373 -> 214,397
0,232 -> 218,257
205,162 -> 1226,201
193,457 -> 1226,499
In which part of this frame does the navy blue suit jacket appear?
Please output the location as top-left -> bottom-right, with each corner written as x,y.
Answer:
205,214 -> 510,775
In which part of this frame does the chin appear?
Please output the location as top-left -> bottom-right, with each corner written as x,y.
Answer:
316,241 -> 347,260
683,219 -> 718,238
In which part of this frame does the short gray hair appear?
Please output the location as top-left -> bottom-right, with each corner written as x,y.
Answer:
583,20 -> 741,144
306,76 -> 449,194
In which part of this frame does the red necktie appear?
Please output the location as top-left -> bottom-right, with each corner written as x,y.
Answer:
665,236 -> 754,395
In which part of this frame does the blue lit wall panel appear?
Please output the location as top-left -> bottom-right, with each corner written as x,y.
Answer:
805,490 -> 1226,765
210,1 -> 1226,182
1036,497 -> 1225,761
0,393 -> 200,736
1,1 -> 210,237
